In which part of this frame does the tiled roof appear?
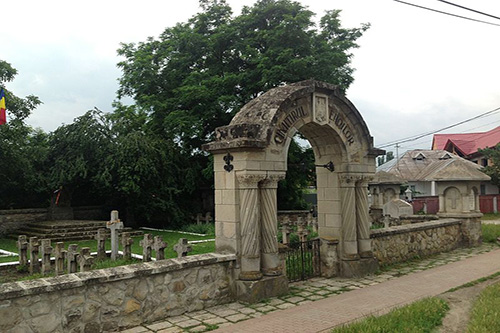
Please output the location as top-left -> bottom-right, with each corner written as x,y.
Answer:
377,149 -> 490,182
432,126 -> 500,156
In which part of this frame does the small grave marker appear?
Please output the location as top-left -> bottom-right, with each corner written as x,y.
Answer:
67,244 -> 79,273
79,247 -> 94,272
40,239 -> 53,275
29,237 -> 40,274
17,235 -> 28,267
121,232 -> 134,261
153,236 -> 167,260
106,210 -> 123,260
173,238 -> 192,258
140,234 -> 154,262
54,242 -> 67,276
95,228 -> 107,260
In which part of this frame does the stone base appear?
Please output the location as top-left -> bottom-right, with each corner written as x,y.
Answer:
48,207 -> 74,220
235,275 -> 289,304
340,257 -> 379,278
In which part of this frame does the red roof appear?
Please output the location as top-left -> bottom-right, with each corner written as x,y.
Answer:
432,126 -> 500,156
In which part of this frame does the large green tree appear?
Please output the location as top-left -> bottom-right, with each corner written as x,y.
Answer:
115,0 -> 368,211
0,60 -> 47,209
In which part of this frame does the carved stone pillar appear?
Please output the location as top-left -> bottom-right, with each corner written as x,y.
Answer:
462,193 -> 470,213
355,178 -> 372,257
438,194 -> 445,213
237,173 -> 265,280
260,174 -> 285,276
340,175 -> 358,260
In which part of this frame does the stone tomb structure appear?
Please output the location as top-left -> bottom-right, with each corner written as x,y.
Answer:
204,80 -> 383,301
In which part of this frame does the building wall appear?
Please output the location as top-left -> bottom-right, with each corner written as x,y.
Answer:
0,253 -> 236,333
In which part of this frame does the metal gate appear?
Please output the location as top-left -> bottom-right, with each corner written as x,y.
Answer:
284,238 -> 321,282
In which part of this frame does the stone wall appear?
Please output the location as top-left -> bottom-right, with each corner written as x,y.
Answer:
0,253 -> 236,333
371,219 -> 475,265
0,208 -> 47,237
73,206 -> 107,220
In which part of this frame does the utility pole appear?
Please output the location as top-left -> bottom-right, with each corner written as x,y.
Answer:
395,143 -> 400,172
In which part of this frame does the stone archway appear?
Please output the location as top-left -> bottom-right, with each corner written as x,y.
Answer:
204,80 -> 383,301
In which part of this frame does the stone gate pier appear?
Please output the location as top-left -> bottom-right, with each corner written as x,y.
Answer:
203,80 -> 384,302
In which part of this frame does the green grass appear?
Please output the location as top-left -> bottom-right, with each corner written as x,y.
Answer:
0,229 -> 215,264
447,271 -> 500,293
482,213 -> 500,221
481,224 -> 500,243
467,282 -> 500,332
331,297 -> 449,333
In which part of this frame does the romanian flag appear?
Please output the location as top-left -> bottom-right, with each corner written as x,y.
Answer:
0,89 -> 6,125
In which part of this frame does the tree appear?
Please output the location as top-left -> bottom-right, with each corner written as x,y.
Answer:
377,151 -> 394,167
479,144 -> 500,191
0,60 -> 46,209
115,0 -> 369,212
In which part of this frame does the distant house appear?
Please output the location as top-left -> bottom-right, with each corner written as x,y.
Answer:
432,126 -> 500,166
432,126 -> 500,194
377,149 -> 491,197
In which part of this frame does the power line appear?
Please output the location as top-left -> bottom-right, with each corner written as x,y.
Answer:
394,0 -> 500,27
377,106 -> 500,148
436,0 -> 500,21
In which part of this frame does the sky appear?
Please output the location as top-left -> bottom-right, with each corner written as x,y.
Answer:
3,0 -> 500,155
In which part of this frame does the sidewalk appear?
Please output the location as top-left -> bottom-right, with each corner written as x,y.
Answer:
122,243 -> 500,333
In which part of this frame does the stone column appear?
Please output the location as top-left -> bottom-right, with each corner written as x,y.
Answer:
355,178 -> 372,257
462,193 -> 470,213
237,173 -> 265,280
438,194 -> 445,213
260,174 -> 284,276
340,175 -> 358,260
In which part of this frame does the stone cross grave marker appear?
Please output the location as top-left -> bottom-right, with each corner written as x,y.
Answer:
296,217 -> 310,243
17,235 -> 28,267
54,242 -> 66,276
29,237 -> 40,274
79,247 -> 94,272
307,212 -> 318,233
196,213 -> 202,225
106,210 -> 123,260
280,216 -> 292,245
67,244 -> 79,273
205,212 -> 212,223
121,232 -> 134,260
173,238 -> 192,258
140,234 -> 154,262
95,228 -> 107,260
40,239 -> 53,276
153,236 -> 168,260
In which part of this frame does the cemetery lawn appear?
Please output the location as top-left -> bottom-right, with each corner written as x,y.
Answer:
482,213 -> 500,220
481,224 -> 500,244
467,281 -> 500,332
0,230 -> 215,264
331,297 -> 449,333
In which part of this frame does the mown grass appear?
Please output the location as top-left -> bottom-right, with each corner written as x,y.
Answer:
467,282 -> 500,332
331,297 -> 449,333
482,213 -> 500,221
481,224 -> 500,243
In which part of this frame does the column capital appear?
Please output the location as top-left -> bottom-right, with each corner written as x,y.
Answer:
339,174 -> 357,187
261,173 -> 286,189
236,172 -> 266,189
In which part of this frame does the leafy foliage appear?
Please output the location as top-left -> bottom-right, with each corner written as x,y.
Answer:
479,143 -> 500,191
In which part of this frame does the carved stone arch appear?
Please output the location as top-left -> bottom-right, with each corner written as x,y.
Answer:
444,186 -> 462,213
204,80 -> 382,286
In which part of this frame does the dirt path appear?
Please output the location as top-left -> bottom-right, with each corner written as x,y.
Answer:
438,275 -> 500,333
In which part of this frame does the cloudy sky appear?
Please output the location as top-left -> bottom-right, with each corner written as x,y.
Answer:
3,0 -> 500,155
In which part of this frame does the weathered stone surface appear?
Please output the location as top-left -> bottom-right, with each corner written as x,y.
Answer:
235,275 -> 289,304
0,254 -> 236,332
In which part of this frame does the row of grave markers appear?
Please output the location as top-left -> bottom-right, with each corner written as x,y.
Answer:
17,233 -> 193,277
280,213 -> 318,245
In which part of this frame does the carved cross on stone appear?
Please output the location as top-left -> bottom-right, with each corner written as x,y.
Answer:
449,190 -> 459,210
106,210 -> 124,260
173,238 -> 192,258
29,237 -> 40,274
17,235 -> 28,267
307,212 -> 318,233
40,239 -> 53,276
153,236 -> 168,260
140,234 -> 154,262
67,244 -> 79,273
54,242 -> 67,276
78,247 -> 94,272
121,232 -> 134,261
296,217 -> 310,243
281,217 -> 292,245
95,228 -> 107,260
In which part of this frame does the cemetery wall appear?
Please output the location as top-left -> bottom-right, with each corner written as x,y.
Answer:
371,218 -> 473,264
0,208 -> 47,236
0,253 -> 236,332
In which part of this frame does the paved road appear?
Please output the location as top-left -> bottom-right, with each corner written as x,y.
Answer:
214,248 -> 500,333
